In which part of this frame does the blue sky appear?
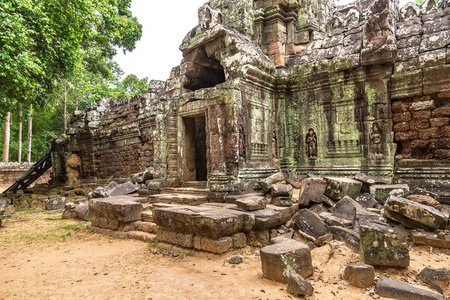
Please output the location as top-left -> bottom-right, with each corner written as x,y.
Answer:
114,0 -> 411,81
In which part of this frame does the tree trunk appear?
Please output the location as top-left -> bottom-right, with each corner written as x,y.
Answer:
18,105 -> 23,163
27,104 -> 33,163
2,112 -> 11,163
63,80 -> 68,135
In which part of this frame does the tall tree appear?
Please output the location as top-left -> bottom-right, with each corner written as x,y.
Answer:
18,105 -> 23,163
0,0 -> 143,119
27,105 -> 33,163
2,112 -> 11,163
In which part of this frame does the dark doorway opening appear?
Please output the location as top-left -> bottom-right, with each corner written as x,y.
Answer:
183,115 -> 207,182
194,117 -> 207,181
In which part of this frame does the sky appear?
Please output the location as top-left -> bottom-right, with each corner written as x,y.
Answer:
114,0 -> 411,81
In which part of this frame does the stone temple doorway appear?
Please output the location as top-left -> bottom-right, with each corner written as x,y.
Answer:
182,115 -> 207,182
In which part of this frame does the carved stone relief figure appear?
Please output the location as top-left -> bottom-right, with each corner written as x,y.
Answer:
306,128 -> 317,159
239,125 -> 246,159
369,122 -> 383,156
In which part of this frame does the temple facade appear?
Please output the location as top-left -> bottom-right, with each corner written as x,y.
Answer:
57,0 -> 450,196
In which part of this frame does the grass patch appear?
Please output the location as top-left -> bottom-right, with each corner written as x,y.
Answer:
61,222 -> 87,231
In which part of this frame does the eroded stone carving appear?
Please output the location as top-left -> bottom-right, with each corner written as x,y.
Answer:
370,122 -> 383,156
306,129 -> 317,159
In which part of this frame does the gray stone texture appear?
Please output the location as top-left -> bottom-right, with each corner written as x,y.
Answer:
370,184 -> 410,204
324,177 -> 362,201
293,209 -> 330,239
343,262 -> 375,288
287,273 -> 314,296
375,276 -> 444,300
298,178 -> 327,206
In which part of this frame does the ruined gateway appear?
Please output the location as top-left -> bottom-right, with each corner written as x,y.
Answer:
54,0 -> 450,197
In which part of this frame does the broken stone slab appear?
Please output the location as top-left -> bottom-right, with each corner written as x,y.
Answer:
324,177 -> 362,201
353,210 -> 384,231
271,184 -> 293,197
330,226 -> 360,249
418,267 -> 450,295
354,173 -> 390,193
411,230 -> 450,249
343,262 -> 375,288
331,195 -> 364,221
370,184 -> 409,204
356,193 -> 382,209
375,276 -> 444,300
287,177 -> 306,189
272,196 -> 292,207
74,202 -> 91,221
384,195 -> 448,230
62,202 -> 77,219
407,194 -> 443,211
45,195 -> 66,210
293,209 -> 330,239
260,239 -> 314,283
109,182 -> 139,197
130,168 -> 154,184
298,178 -> 327,206
258,172 -> 285,193
153,205 -> 255,239
193,235 -> 233,254
89,196 -> 143,223
226,193 -> 267,211
309,203 -> 328,215
88,187 -> 109,199
359,221 -> 410,268
320,212 -> 352,227
322,195 -> 335,207
252,205 -> 298,231
287,273 -> 314,296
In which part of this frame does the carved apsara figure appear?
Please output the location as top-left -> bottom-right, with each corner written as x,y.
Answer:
370,122 -> 383,156
306,128 -> 317,158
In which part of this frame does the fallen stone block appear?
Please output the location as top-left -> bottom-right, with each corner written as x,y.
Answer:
411,230 -> 450,249
370,184 -> 409,204
226,193 -> 267,211
258,172 -> 285,193
131,169 -> 154,184
293,209 -> 330,239
45,195 -> 66,210
407,194 -> 443,211
89,196 -> 143,223
74,203 -> 90,221
193,235 -> 233,254
324,177 -> 362,201
260,240 -> 314,283
330,226 -> 360,249
298,178 -> 327,206
88,187 -> 109,199
375,276 -> 444,300
384,196 -> 448,230
156,228 -> 194,248
252,205 -> 297,231
287,273 -> 314,296
354,172 -> 390,193
109,182 -> 139,197
272,196 -> 292,207
360,221 -> 410,268
332,196 -> 364,221
353,210 -> 384,231
356,193 -> 382,209
343,262 -> 375,288
320,212 -> 352,227
287,177 -> 306,189
418,267 -> 450,295
153,205 -> 255,238
62,202 -> 77,219
309,203 -> 328,215
271,184 -> 293,197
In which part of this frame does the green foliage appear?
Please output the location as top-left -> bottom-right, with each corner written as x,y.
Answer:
0,0 -> 143,119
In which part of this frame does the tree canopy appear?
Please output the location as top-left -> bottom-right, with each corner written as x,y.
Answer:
0,0 -> 142,119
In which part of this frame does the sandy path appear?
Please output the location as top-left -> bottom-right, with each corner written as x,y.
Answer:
1,211 -> 449,300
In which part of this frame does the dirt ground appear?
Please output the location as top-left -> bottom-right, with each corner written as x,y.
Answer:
1,210 -> 449,300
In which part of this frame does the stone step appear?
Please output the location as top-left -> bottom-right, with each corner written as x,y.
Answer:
160,187 -> 209,196
147,193 -> 208,206
182,181 -> 207,189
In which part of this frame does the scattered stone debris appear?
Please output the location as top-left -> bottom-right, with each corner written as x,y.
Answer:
418,267 -> 450,295
370,184 -> 409,204
343,262 -> 375,288
375,276 -> 445,300
286,273 -> 314,296
260,239 -> 313,283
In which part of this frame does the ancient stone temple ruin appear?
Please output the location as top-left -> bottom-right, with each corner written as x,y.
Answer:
55,0 -> 449,196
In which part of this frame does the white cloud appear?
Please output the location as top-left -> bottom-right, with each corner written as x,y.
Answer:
114,0 -> 412,81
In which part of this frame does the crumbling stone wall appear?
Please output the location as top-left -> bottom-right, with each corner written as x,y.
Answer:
67,81 -> 166,184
